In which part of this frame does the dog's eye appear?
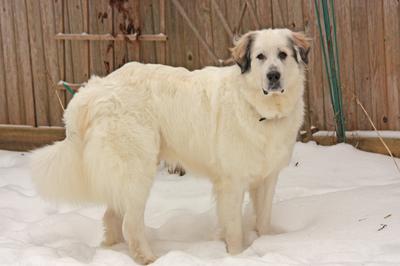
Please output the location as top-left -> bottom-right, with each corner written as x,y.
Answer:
256,53 -> 266,60
278,51 -> 287,60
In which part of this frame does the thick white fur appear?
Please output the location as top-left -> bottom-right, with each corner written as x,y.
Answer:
30,28 -> 308,264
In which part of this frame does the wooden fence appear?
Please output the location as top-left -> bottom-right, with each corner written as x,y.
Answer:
0,0 -> 399,131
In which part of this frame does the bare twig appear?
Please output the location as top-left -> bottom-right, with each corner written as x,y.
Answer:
377,224 -> 387,231
354,95 -> 400,175
45,71 -> 65,111
384,214 -> 392,219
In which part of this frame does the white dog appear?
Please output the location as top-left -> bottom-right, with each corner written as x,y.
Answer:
30,28 -> 310,264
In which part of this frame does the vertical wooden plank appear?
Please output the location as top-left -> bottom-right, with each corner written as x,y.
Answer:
40,0 -> 65,126
12,0 -> 36,126
351,0 -> 372,130
196,0 -> 215,66
241,0 -> 256,32
210,0 -> 230,60
301,0 -> 312,136
0,3 -> 8,124
26,0 -> 51,125
127,0 -> 140,62
305,0 -> 325,130
0,0 -> 23,124
140,0 -> 157,63
165,0 -> 181,66
366,0 -> 388,130
287,0 -> 303,31
255,0 -> 273,28
226,0 -> 242,34
271,0 -> 288,28
64,0 -> 73,105
65,0 -> 89,104
26,0 -> 53,126
151,0 -> 162,63
383,0 -> 400,130
112,0 -> 129,69
159,0 -> 167,64
181,0 -> 200,69
89,0 -> 114,75
334,0 -> 356,130
54,0 -> 66,106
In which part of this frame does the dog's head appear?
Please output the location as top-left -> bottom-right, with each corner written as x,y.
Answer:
231,29 -> 310,95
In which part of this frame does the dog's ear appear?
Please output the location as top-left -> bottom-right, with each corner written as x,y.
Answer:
230,32 -> 254,74
291,32 -> 311,64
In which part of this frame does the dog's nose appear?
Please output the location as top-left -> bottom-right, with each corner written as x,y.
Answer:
267,71 -> 281,83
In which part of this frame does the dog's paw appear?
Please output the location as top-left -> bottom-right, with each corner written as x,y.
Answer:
256,224 -> 285,236
134,254 -> 157,265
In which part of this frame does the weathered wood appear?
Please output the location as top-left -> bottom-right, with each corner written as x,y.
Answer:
334,0 -> 356,131
287,0 -> 303,31
210,0 -> 231,60
89,0 -> 114,76
158,0 -> 167,64
0,2 -> 8,124
0,125 -> 65,152
234,1 -> 247,34
40,0 -> 64,126
0,0 -> 399,132
127,0 -> 141,62
182,0 -> 200,69
367,0 -> 388,130
12,0 -> 36,126
65,0 -> 90,104
55,33 -> 167,41
113,0 -> 128,69
196,0 -> 214,66
26,0 -> 50,126
151,0 -> 162,63
245,0 -> 260,29
312,135 -> 400,158
351,0 -> 372,130
166,0 -> 184,66
0,0 -> 22,124
271,0 -> 288,28
210,0 -> 233,39
54,0 -> 65,107
307,0 -> 326,130
300,0 -> 312,140
255,0 -> 272,28
140,0 -> 157,63
383,0 -> 400,130
171,0 -> 219,65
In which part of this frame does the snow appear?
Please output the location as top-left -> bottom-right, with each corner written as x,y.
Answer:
1,142 -> 400,266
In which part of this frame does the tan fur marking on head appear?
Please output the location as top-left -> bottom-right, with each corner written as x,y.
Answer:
229,32 -> 255,73
292,32 -> 311,51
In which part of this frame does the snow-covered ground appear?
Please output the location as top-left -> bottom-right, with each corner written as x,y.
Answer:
1,142 -> 400,266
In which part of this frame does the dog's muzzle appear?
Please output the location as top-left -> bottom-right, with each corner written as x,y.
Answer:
263,71 -> 284,95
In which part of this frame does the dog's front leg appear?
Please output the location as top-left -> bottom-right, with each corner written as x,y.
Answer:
250,172 -> 279,235
102,207 -> 124,246
216,180 -> 245,254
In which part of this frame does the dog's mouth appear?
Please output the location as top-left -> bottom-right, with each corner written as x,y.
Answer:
262,82 -> 284,95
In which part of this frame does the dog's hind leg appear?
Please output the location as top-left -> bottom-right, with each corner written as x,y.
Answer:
102,207 -> 124,246
215,180 -> 245,254
84,120 -> 159,264
122,175 -> 157,264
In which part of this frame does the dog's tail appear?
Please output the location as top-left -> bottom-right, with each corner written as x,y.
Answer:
30,138 -> 90,203
30,91 -> 93,203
